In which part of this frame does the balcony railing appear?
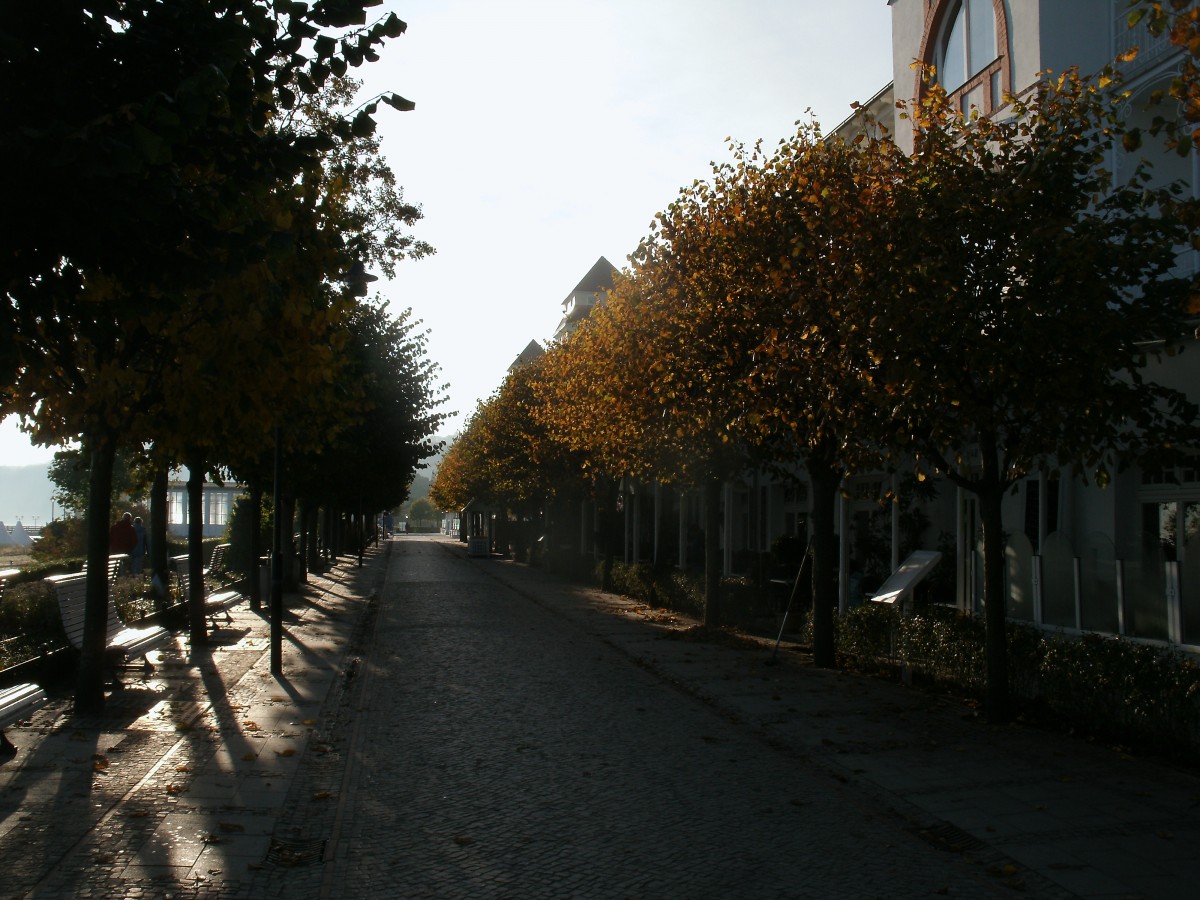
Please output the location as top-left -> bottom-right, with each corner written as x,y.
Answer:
1114,3 -> 1178,74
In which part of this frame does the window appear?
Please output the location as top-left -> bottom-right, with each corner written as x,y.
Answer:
920,0 -> 1008,117
206,490 -> 231,527
168,489 -> 186,525
938,0 -> 996,91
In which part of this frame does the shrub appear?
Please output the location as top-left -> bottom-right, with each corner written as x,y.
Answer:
836,603 -> 1200,758
0,579 -> 66,670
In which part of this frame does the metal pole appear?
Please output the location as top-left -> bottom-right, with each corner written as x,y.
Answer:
271,426 -> 283,675
770,539 -> 813,664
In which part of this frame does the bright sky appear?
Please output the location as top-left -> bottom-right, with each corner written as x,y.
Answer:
0,0 -> 894,467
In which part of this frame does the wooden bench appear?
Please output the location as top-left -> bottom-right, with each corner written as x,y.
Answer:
82,554 -> 128,583
45,571 -> 172,686
170,543 -> 242,630
1,682 -> 48,756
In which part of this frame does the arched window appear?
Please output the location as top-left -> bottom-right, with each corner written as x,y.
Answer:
919,0 -> 1009,116
937,0 -> 996,92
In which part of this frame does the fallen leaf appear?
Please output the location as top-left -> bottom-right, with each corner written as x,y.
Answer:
275,748 -> 296,758
242,752 -> 257,761
312,790 -> 333,800
219,822 -> 245,833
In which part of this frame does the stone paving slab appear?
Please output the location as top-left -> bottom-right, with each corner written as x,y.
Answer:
0,551 -> 383,900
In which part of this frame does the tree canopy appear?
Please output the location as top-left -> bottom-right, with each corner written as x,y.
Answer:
875,67 -> 1198,720
0,0 -> 429,710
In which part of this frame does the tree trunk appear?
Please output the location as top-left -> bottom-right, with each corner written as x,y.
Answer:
600,481 -> 617,593
306,503 -> 322,573
248,479 -> 263,611
978,480 -> 1010,724
298,499 -> 311,583
809,463 -> 840,669
281,493 -> 298,590
149,465 -> 169,595
357,501 -> 364,567
76,435 -> 117,714
703,476 -> 722,628
186,453 -> 208,647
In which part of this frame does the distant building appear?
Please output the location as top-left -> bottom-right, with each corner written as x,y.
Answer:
552,257 -> 618,341
509,339 -> 545,372
167,471 -> 243,538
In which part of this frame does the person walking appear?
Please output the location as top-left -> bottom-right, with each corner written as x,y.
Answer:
130,516 -> 147,574
108,512 -> 136,555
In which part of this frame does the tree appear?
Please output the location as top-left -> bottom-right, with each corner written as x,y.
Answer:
1,1 -> 414,711
434,354 -> 577,517
1128,0 -> 1200,153
48,448 -> 150,520
722,121 -> 905,668
535,245 -> 757,621
289,300 -> 448,531
877,69 -> 1198,723
408,498 -> 437,524
429,417 -> 488,515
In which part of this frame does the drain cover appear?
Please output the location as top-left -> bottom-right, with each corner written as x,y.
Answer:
267,837 -> 327,867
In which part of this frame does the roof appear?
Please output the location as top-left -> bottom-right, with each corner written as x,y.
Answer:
565,257 -> 617,303
509,339 -> 545,371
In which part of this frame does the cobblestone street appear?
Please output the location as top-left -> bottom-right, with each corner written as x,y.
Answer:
253,537 -> 1035,899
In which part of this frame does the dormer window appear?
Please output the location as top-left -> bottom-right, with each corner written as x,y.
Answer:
919,0 -> 1009,117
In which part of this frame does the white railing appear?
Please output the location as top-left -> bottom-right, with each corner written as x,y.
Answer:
1114,4 -> 1177,73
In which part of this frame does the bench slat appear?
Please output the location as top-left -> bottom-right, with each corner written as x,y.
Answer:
44,572 -> 171,663
0,683 -> 48,729
171,547 -> 242,629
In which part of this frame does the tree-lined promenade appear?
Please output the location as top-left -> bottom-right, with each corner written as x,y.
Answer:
1,2 -> 445,712
434,58 -> 1200,723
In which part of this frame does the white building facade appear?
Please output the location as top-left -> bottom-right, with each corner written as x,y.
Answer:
612,1 -> 1200,649
880,0 -> 1200,644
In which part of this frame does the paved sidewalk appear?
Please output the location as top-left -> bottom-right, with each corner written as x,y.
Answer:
483,555 -> 1200,900
0,548 -> 386,899
1,534 -> 1198,898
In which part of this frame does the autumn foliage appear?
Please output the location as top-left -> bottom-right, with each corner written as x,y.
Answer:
440,56 -> 1198,723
